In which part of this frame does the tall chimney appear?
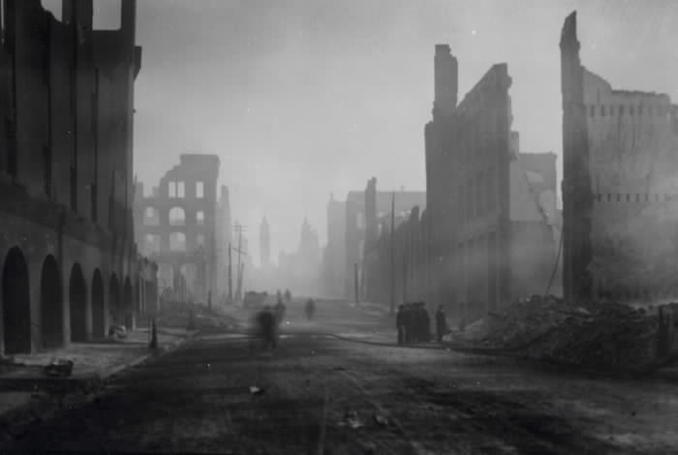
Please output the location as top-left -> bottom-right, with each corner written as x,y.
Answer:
433,44 -> 458,119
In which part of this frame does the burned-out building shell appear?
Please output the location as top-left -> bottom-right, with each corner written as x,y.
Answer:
0,0 -> 156,355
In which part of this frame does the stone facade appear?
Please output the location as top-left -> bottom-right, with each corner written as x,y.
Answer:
422,44 -> 558,322
0,0 -> 154,355
134,154 -> 221,305
350,179 -> 425,302
321,195 -> 346,298
561,12 -> 678,303
215,184 -> 232,301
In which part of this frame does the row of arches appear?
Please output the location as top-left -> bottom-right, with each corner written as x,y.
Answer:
1,247 -> 133,355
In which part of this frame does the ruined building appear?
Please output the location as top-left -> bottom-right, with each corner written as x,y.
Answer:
424,44 -> 559,321
215,185 -> 232,301
134,155 -> 223,305
347,179 -> 425,301
0,1 -> 155,355
321,194 -> 346,298
361,181 -> 429,308
561,12 -> 678,303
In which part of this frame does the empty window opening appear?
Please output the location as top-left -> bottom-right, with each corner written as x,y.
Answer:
168,181 -> 176,198
143,207 -> 159,226
196,181 -> 204,198
169,207 -> 185,226
196,211 -> 205,225
144,234 -> 161,254
177,181 -> 185,198
169,232 -> 186,252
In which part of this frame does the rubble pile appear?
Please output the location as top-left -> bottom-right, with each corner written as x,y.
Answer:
526,302 -> 659,371
157,301 -> 236,330
455,296 -> 662,371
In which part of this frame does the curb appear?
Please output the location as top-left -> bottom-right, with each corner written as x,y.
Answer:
0,330 -> 199,445
99,330 -> 199,380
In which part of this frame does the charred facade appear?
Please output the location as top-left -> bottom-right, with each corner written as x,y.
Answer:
423,45 -> 559,321
561,12 -> 678,303
134,154 -> 222,305
0,1 -> 154,355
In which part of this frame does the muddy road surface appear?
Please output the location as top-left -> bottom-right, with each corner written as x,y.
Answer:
2,299 -> 676,454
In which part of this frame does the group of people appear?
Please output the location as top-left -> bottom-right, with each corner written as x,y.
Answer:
254,292 -> 288,350
396,302 -> 449,345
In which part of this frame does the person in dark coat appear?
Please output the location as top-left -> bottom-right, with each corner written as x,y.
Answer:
396,304 -> 406,345
435,305 -> 448,342
256,306 -> 277,350
305,298 -> 316,321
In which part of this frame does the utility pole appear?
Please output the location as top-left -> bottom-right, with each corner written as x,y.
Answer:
227,242 -> 233,303
232,223 -> 248,302
390,192 -> 395,315
354,262 -> 359,304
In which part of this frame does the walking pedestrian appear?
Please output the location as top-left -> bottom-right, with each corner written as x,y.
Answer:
435,304 -> 448,342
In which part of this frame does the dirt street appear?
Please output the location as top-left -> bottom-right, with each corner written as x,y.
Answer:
2,299 -> 677,454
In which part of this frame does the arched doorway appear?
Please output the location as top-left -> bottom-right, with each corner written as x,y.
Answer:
109,274 -> 120,326
3,247 -> 31,354
69,264 -> 87,342
91,270 -> 105,338
123,277 -> 133,330
40,255 -> 63,349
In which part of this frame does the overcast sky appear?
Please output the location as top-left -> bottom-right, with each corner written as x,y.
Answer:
122,0 -> 677,265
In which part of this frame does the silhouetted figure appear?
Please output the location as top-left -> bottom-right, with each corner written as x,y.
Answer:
396,304 -> 406,345
284,289 -> 292,303
436,305 -> 448,342
305,298 -> 316,321
256,306 -> 277,350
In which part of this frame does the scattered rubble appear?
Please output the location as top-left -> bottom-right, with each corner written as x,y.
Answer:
157,301 -> 238,331
451,296 -> 667,372
43,359 -> 74,378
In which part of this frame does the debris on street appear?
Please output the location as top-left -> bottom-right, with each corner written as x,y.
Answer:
451,296 -> 664,371
43,359 -> 74,378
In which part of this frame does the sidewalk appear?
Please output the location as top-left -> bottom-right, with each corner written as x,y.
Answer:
0,327 -> 197,437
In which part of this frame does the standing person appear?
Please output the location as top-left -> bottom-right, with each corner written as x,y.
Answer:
435,305 -> 448,342
284,289 -> 292,303
256,306 -> 277,350
396,304 -> 406,345
305,298 -> 316,321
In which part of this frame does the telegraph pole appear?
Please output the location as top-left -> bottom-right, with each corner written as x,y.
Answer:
227,241 -> 233,303
390,192 -> 395,315
232,223 -> 248,302
354,262 -> 359,304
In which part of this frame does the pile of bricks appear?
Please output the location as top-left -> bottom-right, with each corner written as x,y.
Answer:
469,297 -> 661,371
